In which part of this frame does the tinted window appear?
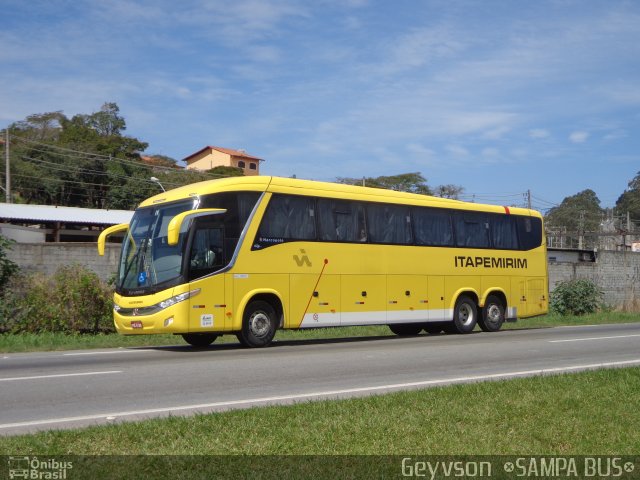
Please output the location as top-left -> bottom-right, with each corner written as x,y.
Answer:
257,194 -> 316,242
454,212 -> 490,248
317,199 -> 367,242
366,204 -> 412,244
517,216 -> 543,250
413,208 -> 454,246
188,225 -> 225,280
491,214 -> 519,250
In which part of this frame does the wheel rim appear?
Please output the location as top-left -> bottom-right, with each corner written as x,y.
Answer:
458,303 -> 475,327
249,311 -> 271,338
487,304 -> 502,325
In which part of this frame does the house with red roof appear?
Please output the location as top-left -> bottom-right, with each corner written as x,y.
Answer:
182,146 -> 263,176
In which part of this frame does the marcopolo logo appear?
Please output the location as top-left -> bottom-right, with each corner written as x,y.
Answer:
8,456 -> 73,479
293,249 -> 312,267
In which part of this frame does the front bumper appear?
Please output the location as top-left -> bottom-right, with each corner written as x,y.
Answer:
112,287 -> 197,334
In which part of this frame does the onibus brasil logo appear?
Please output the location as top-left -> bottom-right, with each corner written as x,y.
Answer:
8,456 -> 73,479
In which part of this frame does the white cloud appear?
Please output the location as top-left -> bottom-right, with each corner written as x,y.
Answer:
446,144 -> 470,158
363,24 -> 470,78
482,125 -> 511,140
569,131 -> 589,143
529,129 -> 550,139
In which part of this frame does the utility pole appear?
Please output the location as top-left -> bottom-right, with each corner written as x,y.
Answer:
526,189 -> 532,209
578,210 -> 585,250
4,129 -> 9,203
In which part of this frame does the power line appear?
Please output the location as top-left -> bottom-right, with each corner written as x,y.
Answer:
19,155 -> 183,187
9,134 -> 232,179
12,173 -> 157,189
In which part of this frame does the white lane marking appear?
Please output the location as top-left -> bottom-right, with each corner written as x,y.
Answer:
549,334 -> 640,343
2,359 -> 640,430
0,370 -> 122,382
63,350 -> 154,356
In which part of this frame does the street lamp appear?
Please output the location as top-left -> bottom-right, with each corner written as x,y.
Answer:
150,177 -> 165,192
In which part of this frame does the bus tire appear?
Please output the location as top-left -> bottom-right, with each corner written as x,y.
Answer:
388,324 -> 423,336
452,295 -> 478,334
182,333 -> 218,347
479,295 -> 505,332
238,300 -> 277,348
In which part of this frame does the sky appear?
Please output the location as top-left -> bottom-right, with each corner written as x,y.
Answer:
2,0 -> 640,211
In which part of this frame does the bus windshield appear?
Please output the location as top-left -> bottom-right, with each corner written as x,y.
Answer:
117,200 -> 195,292
116,191 -> 262,295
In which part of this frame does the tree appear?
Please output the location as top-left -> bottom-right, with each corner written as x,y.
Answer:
87,102 -> 126,137
615,171 -> 640,222
545,189 -> 604,232
7,103 -> 151,209
434,184 -> 464,199
207,166 -> 244,177
337,172 -> 432,195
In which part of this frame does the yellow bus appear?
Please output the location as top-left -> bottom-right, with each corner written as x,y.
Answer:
98,176 -> 548,347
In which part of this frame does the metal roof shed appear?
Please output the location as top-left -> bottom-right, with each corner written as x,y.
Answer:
0,203 -> 133,242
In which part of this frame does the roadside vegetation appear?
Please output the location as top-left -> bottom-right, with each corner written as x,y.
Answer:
0,252 -> 638,353
1,367 -> 638,457
1,311 -> 639,353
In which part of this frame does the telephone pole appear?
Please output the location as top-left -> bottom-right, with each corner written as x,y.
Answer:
4,129 -> 9,203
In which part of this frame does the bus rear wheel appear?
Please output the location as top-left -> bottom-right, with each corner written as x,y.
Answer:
388,324 -> 423,336
451,295 -> 478,334
182,333 -> 218,347
479,295 -> 505,332
237,300 -> 277,348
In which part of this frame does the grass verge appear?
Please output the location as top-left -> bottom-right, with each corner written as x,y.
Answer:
1,367 -> 639,454
1,312 -> 639,353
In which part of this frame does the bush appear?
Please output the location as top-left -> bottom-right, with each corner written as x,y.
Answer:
0,235 -> 19,291
550,279 -> 603,316
0,264 -> 114,334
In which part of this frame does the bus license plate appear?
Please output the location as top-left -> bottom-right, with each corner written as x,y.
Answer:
131,321 -> 143,329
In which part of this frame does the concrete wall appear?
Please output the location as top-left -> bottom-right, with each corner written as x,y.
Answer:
6,243 -> 640,309
548,250 -> 640,309
6,243 -> 121,283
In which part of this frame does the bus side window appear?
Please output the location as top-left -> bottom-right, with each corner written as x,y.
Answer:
491,214 -> 518,250
517,216 -> 543,250
366,204 -> 412,245
317,199 -> 365,242
258,194 -> 316,241
413,207 -> 453,246
190,227 -> 224,275
454,213 -> 490,248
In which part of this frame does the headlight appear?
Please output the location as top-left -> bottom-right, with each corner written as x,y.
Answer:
114,289 -> 201,316
159,289 -> 200,310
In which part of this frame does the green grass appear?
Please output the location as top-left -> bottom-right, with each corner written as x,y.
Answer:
1,312 -> 638,353
502,310 -> 640,329
2,367 -> 639,455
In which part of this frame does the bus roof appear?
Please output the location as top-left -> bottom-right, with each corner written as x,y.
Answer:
139,175 -> 541,217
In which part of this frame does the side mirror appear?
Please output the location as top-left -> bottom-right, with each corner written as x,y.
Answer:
167,208 -> 227,246
97,223 -> 129,256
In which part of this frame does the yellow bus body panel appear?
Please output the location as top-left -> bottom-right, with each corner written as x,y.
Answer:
109,176 -> 548,335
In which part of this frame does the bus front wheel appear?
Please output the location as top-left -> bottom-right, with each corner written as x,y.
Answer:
478,295 -> 505,332
237,300 -> 277,348
451,295 -> 478,334
182,333 -> 218,347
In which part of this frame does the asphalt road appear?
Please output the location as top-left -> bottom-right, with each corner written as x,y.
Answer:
2,322 -> 640,436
